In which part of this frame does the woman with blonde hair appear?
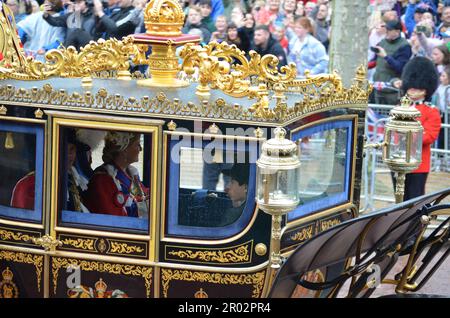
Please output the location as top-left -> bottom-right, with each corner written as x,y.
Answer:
84,131 -> 148,218
286,16 -> 328,77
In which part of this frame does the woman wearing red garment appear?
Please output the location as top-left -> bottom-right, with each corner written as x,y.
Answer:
396,56 -> 442,200
84,131 -> 149,218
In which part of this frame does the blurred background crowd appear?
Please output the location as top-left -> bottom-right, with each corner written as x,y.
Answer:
2,0 -> 450,108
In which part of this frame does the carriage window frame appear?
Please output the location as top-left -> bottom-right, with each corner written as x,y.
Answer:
0,119 -> 44,223
164,132 -> 260,239
288,117 -> 356,222
52,116 -> 161,236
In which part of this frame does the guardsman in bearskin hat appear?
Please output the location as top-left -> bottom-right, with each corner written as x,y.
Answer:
397,56 -> 442,200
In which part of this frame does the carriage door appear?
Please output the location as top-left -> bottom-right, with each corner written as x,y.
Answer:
0,113 -> 47,298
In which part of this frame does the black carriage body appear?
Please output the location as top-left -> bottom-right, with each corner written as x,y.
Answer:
0,74 -> 369,298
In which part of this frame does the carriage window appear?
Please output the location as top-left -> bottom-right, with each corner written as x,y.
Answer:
58,127 -> 151,233
166,136 -> 257,238
288,120 -> 354,221
0,122 -> 43,222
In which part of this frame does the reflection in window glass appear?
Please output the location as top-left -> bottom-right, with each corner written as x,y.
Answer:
289,120 -> 353,221
0,122 -> 43,222
298,128 -> 347,202
59,128 -> 150,232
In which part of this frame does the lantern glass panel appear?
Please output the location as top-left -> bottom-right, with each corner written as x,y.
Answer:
257,166 -> 300,208
410,130 -> 422,163
388,130 -> 408,163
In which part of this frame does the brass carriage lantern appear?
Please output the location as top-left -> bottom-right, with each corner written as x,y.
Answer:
256,127 -> 301,268
383,96 -> 423,203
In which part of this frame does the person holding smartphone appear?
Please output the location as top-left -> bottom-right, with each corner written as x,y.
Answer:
370,20 -> 412,105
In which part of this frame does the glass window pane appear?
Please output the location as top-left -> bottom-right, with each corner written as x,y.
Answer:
0,122 -> 43,222
167,137 -> 257,238
289,120 -> 353,221
58,127 -> 151,233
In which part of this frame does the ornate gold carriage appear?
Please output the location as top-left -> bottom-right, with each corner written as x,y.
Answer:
0,0 -> 377,298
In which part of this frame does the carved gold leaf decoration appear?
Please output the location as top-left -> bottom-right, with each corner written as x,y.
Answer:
109,242 -> 144,254
0,229 -> 35,243
168,245 -> 249,263
161,269 -> 265,298
289,225 -> 314,242
51,257 -> 152,297
320,218 -> 342,231
144,0 -> 185,36
0,251 -> 43,292
180,41 -> 297,104
61,238 -> 95,251
1,36 -> 145,81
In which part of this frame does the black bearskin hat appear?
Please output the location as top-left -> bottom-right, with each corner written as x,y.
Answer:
401,56 -> 439,102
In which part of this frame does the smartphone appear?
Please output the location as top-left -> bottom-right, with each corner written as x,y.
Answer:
370,46 -> 380,53
416,25 -> 427,33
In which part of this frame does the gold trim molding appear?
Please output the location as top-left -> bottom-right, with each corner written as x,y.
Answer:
0,80 -> 368,124
51,257 -> 152,297
0,250 -> 43,292
161,269 -> 265,298
166,242 -> 251,264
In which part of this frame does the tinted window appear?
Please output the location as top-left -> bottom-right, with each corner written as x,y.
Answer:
0,122 -> 43,222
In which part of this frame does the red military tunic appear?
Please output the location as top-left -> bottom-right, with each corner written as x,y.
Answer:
10,172 -> 35,210
413,103 -> 441,174
83,164 -> 149,217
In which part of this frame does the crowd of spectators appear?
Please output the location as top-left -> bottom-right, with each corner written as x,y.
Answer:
368,0 -> 450,109
3,0 -> 450,104
5,0 -> 332,76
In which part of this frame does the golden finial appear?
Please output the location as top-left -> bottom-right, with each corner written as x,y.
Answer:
34,108 -> 44,119
194,288 -> 208,298
400,95 -> 413,107
167,120 -> 177,131
355,65 -> 367,82
144,0 -> 185,37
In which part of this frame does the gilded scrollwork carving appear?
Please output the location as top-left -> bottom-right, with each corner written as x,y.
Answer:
0,251 -> 43,292
109,242 -> 144,254
1,36 -> 146,81
0,68 -> 368,124
167,245 -> 249,263
161,269 -> 265,298
0,229 -> 35,243
61,238 -> 95,251
289,226 -> 314,242
51,257 -> 152,297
